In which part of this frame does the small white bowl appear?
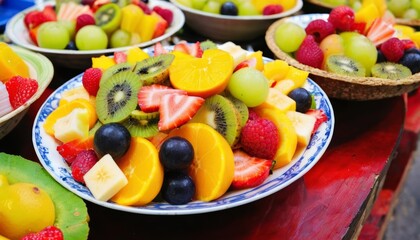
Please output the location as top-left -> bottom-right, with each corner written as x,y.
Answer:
170,0 -> 303,42
0,45 -> 54,140
5,0 -> 185,69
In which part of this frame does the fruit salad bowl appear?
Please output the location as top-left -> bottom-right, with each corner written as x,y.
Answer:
5,0 -> 185,69
0,45 -> 53,140
169,0 -> 303,41
265,14 -> 420,100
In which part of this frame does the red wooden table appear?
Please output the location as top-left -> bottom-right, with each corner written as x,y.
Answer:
1,63 -> 417,239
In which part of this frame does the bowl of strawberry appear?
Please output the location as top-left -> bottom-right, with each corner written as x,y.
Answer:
265,6 -> 420,100
169,0 -> 303,41
5,0 -> 184,69
0,43 -> 54,140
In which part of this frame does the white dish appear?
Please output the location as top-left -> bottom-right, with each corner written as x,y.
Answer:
33,49 -> 335,215
5,0 -> 185,69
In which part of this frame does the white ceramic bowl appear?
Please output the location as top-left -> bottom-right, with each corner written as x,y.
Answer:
5,0 -> 185,69
0,45 -> 54,140
170,0 -> 303,42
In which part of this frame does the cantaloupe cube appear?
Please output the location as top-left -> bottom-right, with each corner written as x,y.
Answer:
0,43 -> 30,82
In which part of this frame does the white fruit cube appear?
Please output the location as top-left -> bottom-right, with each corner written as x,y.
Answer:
286,111 -> 316,147
218,41 -> 248,67
53,108 -> 89,143
84,154 -> 128,202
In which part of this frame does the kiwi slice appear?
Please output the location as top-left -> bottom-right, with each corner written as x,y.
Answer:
225,94 -> 249,127
200,40 -> 217,50
326,55 -> 366,77
189,94 -> 242,146
100,62 -> 135,86
96,71 -> 142,124
132,54 -> 175,86
121,110 -> 160,138
371,62 -> 412,80
94,3 -> 122,35
0,153 -> 89,240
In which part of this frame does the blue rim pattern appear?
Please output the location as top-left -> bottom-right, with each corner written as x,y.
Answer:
33,52 -> 335,215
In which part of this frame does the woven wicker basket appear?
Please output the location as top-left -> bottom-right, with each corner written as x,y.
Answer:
265,15 -> 420,101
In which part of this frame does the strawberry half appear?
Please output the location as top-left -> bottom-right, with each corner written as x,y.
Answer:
231,150 -> 273,190
138,84 -> 187,113
234,58 -> 257,72
306,109 -> 328,134
56,135 -> 94,165
153,42 -> 169,56
114,51 -> 127,64
158,93 -> 204,131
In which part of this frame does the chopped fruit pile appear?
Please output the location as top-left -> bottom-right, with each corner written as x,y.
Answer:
274,5 -> 420,80
176,0 -> 297,16
23,0 -> 175,50
0,43 -> 38,118
43,40 -> 328,206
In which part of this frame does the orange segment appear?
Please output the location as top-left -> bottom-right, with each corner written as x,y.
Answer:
169,49 -> 234,98
167,123 -> 234,201
43,99 -> 97,136
111,137 -> 163,206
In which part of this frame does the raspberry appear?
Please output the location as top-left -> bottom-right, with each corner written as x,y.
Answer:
153,6 -> 174,25
5,76 -> 38,109
295,35 -> 324,69
22,226 -> 64,240
380,37 -> 405,62
82,67 -> 102,96
240,116 -> 279,160
305,19 -> 335,43
327,6 -> 355,32
75,14 -> 95,32
71,149 -> 98,184
262,4 -> 283,15
136,1 -> 152,14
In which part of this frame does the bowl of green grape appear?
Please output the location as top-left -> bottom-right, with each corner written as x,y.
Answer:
170,0 -> 303,42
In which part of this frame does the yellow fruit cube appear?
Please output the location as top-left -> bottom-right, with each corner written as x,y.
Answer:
286,111 -> 316,147
408,32 -> 420,48
126,47 -> 150,65
263,60 -> 290,82
120,4 -> 144,33
355,3 -> 380,31
256,88 -> 296,113
0,43 -> 30,82
361,0 -> 386,16
53,108 -> 89,143
284,66 -> 309,88
246,51 -> 264,71
59,86 -> 91,106
137,13 -> 160,42
273,79 -> 295,95
92,55 -> 115,70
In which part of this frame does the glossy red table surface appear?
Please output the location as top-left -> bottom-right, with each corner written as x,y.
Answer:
0,76 -> 407,239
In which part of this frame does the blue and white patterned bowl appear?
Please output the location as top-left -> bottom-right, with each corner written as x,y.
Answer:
33,50 -> 335,215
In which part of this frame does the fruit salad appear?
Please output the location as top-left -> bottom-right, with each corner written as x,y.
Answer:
274,5 -> 420,79
175,0 -> 297,16
23,0 -> 176,50
0,43 -> 38,118
42,40 -> 328,206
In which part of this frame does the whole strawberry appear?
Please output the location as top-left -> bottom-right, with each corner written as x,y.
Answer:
76,14 -> 95,33
71,149 -> 99,184
240,114 -> 279,160
295,35 -> 324,69
21,226 -> 64,240
5,76 -> 38,109
82,68 -> 102,96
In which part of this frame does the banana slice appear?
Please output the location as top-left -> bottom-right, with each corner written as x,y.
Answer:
83,154 -> 128,201
218,42 -> 248,68
53,108 -> 89,143
286,111 -> 316,147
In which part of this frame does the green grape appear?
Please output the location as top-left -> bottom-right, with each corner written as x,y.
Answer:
202,1 -> 222,13
58,20 -> 76,40
274,22 -> 306,53
411,0 -> 420,12
75,25 -> 108,50
340,32 -> 377,76
177,0 -> 193,8
191,0 -> 208,10
227,67 -> 269,107
321,0 -> 348,7
403,8 -> 419,19
387,0 -> 410,18
37,22 -> 70,50
238,2 -> 259,16
110,29 -> 131,48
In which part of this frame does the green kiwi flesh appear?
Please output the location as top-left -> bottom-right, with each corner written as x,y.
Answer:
0,153 -> 89,240
200,40 -> 217,50
189,94 -> 242,146
371,62 -> 412,80
100,62 -> 135,86
96,71 -> 142,123
225,94 -> 249,127
326,55 -> 366,77
122,110 -> 160,138
132,54 -> 175,86
94,3 -> 122,34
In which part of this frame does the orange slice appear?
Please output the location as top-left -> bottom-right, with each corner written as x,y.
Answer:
169,49 -> 234,98
167,123 -> 234,201
43,99 -> 97,136
111,137 -> 164,206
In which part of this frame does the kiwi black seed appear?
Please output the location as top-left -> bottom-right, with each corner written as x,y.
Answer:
94,3 -> 122,34
121,110 -> 160,138
100,62 -> 135,86
189,94 -> 242,146
371,62 -> 412,80
326,55 -> 366,77
96,71 -> 142,123
132,54 -> 175,86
